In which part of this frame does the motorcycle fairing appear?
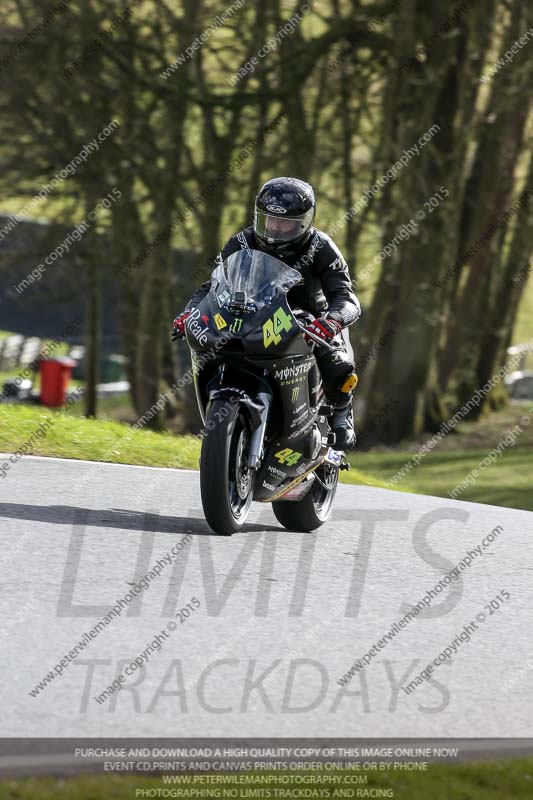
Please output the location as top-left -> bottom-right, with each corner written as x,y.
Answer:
186,292 -> 307,358
243,353 -> 330,502
182,248 -> 334,504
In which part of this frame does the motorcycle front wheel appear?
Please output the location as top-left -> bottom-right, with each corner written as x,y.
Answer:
272,462 -> 338,532
200,399 -> 255,535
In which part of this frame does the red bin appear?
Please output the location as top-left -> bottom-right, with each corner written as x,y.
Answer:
40,357 -> 77,407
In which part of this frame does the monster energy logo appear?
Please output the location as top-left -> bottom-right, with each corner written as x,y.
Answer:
230,318 -> 243,333
291,387 -> 300,402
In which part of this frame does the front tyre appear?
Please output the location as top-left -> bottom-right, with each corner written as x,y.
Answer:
200,399 -> 255,535
272,462 -> 338,532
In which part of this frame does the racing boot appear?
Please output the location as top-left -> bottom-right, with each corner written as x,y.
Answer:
330,401 -> 356,450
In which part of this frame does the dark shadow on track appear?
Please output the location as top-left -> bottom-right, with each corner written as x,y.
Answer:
0,503 -> 280,535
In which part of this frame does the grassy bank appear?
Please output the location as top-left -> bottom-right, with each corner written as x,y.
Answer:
1,402 -> 532,511
2,759 -> 533,800
0,404 -> 391,491
350,446 -> 533,511
0,404 -> 201,471
349,403 -> 533,511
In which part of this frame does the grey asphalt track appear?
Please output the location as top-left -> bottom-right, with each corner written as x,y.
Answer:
1,455 -> 532,744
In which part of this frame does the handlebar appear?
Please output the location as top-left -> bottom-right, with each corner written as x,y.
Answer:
296,323 -> 337,352
173,321 -> 337,351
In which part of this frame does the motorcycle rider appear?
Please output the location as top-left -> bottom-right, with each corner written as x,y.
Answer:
172,177 -> 361,449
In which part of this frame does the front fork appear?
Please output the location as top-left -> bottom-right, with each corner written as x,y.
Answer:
247,389 -> 271,470
205,363 -> 272,471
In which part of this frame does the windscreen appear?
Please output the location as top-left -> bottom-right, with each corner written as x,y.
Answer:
210,249 -> 301,310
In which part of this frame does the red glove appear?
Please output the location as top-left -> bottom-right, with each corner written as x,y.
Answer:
303,317 -> 342,343
172,310 -> 191,340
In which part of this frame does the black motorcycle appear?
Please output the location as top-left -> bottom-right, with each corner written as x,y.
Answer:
180,249 -> 350,535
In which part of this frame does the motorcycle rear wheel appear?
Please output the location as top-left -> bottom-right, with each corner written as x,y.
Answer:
200,399 -> 255,535
272,462 -> 338,532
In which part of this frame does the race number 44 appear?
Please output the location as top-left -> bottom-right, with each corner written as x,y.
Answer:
275,448 -> 302,466
263,308 -> 293,348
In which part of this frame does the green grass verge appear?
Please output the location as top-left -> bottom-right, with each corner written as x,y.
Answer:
1,402 -> 532,511
349,446 -> 533,511
348,403 -> 533,511
0,404 -> 392,491
0,404 -> 201,471
2,760 -> 533,800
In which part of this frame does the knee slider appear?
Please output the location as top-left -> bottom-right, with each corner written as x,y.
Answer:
339,372 -> 358,393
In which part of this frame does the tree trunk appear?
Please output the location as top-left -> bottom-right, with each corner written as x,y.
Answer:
361,0 -> 475,441
136,245 -> 172,429
476,158 -> 533,408
84,258 -> 100,418
438,0 -> 532,400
